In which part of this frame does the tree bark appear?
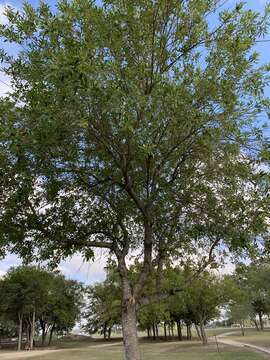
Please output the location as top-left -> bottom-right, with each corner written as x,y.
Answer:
186,324 -> 191,340
170,323 -> 174,338
108,327 -> 112,340
30,309 -> 35,350
121,281 -> 141,360
155,324 -> 159,339
176,320 -> 182,341
26,321 -> 30,345
258,312 -> 264,331
168,324 -> 171,339
152,324 -> 156,340
164,323 -> 167,340
48,324 -> 55,346
195,324 -> 202,340
40,319 -> 48,346
239,320 -> 245,336
17,313 -> 23,351
115,219 -> 153,360
103,323 -> 107,340
199,321 -> 207,345
253,318 -> 259,331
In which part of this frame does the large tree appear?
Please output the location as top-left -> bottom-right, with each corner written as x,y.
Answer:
0,1 -> 269,359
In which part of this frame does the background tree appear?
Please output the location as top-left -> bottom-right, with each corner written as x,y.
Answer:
84,277 -> 121,340
0,266 -> 83,350
233,263 -> 270,331
0,266 -> 51,350
227,302 -> 253,336
0,317 -> 17,343
1,1 -> 269,359
42,275 -> 84,346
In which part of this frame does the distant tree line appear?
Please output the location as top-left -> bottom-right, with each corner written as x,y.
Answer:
227,263 -> 270,335
84,262 -> 270,345
1,262 -> 270,352
0,266 -> 83,350
84,264 -> 232,345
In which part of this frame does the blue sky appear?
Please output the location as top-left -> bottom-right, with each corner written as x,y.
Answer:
0,0 -> 269,283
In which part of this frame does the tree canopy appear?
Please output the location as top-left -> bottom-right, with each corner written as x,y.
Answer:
0,1 -> 269,359
0,266 -> 83,350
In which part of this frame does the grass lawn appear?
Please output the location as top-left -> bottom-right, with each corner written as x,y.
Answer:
226,328 -> 270,348
43,335 -> 123,349
205,328 -> 238,337
1,340 -> 267,360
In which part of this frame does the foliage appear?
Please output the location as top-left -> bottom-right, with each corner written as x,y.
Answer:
0,1 -> 270,358
0,266 -> 84,347
84,268 -> 121,339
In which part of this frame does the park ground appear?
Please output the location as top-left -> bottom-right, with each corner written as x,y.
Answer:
1,328 -> 270,360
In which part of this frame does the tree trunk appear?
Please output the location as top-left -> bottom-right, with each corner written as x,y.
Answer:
48,324 -> 55,346
30,310 -> 35,350
155,324 -> 159,339
258,312 -> 264,331
171,323 -> 174,338
152,325 -> 156,340
116,218 -> 153,360
17,313 -> 23,351
40,319 -> 47,346
103,323 -> 107,340
195,324 -> 202,341
147,327 -> 150,339
240,320 -> 245,336
121,283 -> 141,360
164,323 -> 167,340
176,320 -> 182,341
186,324 -> 191,340
26,322 -> 30,345
108,327 -> 112,340
253,319 -> 259,331
199,321 -> 207,345
168,324 -> 171,339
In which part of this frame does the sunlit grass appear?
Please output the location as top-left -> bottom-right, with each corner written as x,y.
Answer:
2,340 -> 266,360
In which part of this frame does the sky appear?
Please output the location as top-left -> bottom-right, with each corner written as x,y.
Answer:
0,0 -> 269,284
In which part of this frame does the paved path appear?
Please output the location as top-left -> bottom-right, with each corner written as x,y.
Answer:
0,341 -> 123,360
1,332 -> 270,359
217,331 -> 270,356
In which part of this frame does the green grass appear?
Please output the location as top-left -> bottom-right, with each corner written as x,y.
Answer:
43,335 -> 122,349
205,328 -> 237,337
226,328 -> 270,348
3,340 -> 266,360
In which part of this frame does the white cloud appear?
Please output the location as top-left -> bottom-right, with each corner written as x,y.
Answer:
59,251 -> 107,285
0,251 -> 107,285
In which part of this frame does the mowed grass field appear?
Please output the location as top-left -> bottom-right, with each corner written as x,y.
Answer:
0,339 -> 267,360
226,328 -> 270,348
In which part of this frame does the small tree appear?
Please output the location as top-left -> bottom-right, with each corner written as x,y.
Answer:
0,266 -> 83,349
0,266 -> 51,350
84,281 -> 121,340
183,270 -> 228,345
235,263 -> 270,331
228,302 -> 252,336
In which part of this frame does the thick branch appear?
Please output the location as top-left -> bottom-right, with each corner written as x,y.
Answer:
137,237 -> 221,308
